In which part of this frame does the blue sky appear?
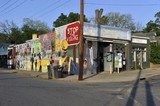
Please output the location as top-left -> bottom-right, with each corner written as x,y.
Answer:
0,0 -> 160,28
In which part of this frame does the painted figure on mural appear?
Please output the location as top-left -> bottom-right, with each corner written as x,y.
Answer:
50,53 -> 58,68
38,52 -> 42,72
83,59 -> 88,74
60,50 -> 69,74
30,54 -> 34,71
85,41 -> 97,74
35,59 -> 37,71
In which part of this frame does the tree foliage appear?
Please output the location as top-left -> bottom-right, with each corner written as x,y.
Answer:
0,18 -> 51,44
104,12 -> 136,31
53,12 -> 88,27
53,13 -> 68,27
22,18 -> 51,40
0,33 -> 9,43
0,20 -> 21,43
142,11 -> 160,64
10,27 -> 23,44
150,43 -> 160,64
143,11 -> 160,36
89,12 -> 138,31
0,20 -> 17,35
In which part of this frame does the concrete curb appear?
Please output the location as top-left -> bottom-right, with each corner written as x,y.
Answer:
5,67 -> 160,83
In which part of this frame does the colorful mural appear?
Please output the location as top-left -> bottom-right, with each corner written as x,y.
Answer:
13,22 -> 80,74
54,22 -> 79,74
15,43 -> 27,70
39,32 -> 53,59
15,36 -> 49,72
39,32 -> 54,72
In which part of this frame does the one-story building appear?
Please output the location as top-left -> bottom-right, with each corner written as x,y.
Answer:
9,21 -> 153,75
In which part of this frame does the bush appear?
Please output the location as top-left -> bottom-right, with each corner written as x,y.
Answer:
150,43 -> 160,64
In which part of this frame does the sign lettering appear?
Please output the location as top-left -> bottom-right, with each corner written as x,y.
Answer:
66,22 -> 80,45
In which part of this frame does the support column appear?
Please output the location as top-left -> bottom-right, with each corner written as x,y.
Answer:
146,39 -> 150,68
125,41 -> 132,71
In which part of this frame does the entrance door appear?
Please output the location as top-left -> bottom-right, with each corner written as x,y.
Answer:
132,50 -> 143,69
97,42 -> 110,72
97,42 -> 104,72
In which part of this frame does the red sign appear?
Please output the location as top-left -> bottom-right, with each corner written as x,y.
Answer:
66,22 -> 80,45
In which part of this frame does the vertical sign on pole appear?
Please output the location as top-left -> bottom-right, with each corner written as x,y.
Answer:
66,21 -> 80,64
66,22 -> 80,45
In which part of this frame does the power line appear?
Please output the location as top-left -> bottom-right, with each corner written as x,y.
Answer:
85,3 -> 160,6
36,0 -> 70,19
30,0 -> 62,17
12,0 -> 70,27
0,0 -> 11,9
0,0 -> 20,13
0,0 -> 27,16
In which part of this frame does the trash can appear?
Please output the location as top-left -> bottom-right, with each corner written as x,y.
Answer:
47,65 -> 52,79
53,65 -> 63,78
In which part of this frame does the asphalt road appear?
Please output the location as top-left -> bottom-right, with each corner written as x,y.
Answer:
0,69 -> 160,106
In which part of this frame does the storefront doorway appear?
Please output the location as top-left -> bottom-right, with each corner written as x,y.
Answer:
132,47 -> 147,69
97,42 -> 111,72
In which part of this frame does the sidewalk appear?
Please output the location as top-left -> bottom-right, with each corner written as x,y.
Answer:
9,67 -> 160,83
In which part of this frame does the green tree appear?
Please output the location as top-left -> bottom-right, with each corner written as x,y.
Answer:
150,43 -> 160,64
53,13 -> 68,27
22,18 -> 51,41
67,12 -> 81,23
143,11 -> 160,36
100,15 -> 108,25
0,33 -> 9,43
53,12 -> 88,27
0,20 -> 22,44
143,21 -> 156,32
10,27 -> 23,44
143,11 -> 160,64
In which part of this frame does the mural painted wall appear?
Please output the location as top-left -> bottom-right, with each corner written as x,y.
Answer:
54,21 -> 80,74
16,43 -> 28,70
15,35 -> 52,72
39,32 -> 53,59
14,22 -> 80,74
39,32 -> 54,72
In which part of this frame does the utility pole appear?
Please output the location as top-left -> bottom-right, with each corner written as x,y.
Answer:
95,8 -> 103,24
78,0 -> 84,81
95,8 -> 103,73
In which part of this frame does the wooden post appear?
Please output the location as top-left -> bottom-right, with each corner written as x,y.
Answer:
78,0 -> 84,81
73,45 -> 76,64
